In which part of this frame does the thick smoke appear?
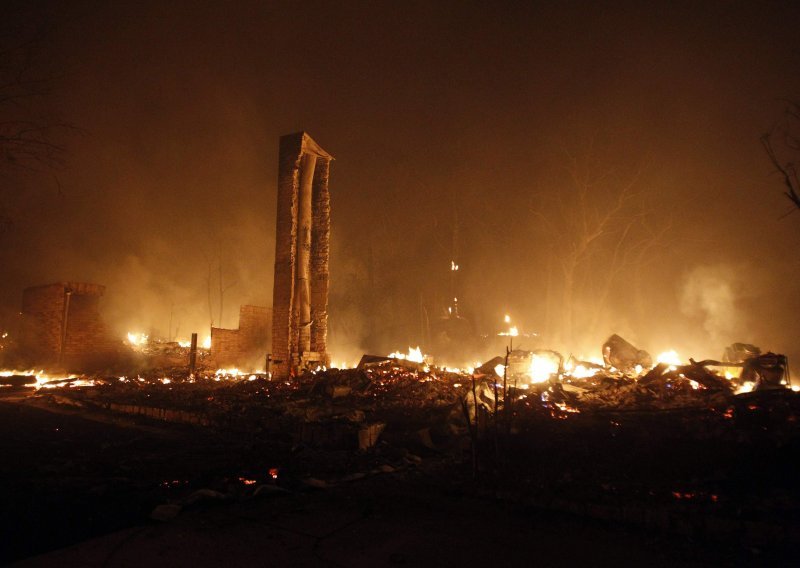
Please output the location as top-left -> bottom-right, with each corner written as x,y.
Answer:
680,264 -> 744,349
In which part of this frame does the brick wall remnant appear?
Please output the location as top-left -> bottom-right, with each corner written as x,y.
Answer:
211,305 -> 271,369
20,282 -> 119,369
271,132 -> 332,378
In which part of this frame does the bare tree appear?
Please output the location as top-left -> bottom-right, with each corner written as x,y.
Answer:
0,10 -> 73,235
205,260 -> 215,328
529,148 -> 669,347
0,17 -> 69,172
762,100 -> 800,214
218,250 -> 237,328
204,243 -> 237,329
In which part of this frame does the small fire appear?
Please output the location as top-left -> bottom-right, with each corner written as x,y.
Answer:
656,350 -> 682,369
569,364 -> 599,379
498,314 -> 519,337
202,336 -> 211,349
498,327 -> 519,337
388,346 -> 425,363
0,369 -> 79,389
126,332 -> 148,347
528,353 -> 559,383
215,368 -> 244,377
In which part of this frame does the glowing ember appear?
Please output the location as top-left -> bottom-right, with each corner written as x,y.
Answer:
554,402 -> 580,414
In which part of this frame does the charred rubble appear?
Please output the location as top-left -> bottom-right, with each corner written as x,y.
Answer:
3,333 -> 800,560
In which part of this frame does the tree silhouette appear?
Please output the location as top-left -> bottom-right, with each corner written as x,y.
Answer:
762,101 -> 800,215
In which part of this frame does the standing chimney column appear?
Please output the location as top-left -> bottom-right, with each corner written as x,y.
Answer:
271,132 -> 333,379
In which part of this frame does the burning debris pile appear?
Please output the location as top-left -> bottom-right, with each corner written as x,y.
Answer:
0,330 -> 796,474
3,334 -> 795,421
4,334 -> 795,452
478,334 -> 795,412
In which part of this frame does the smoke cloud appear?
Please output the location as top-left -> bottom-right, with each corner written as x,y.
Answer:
680,264 -> 744,348
2,2 -> 800,370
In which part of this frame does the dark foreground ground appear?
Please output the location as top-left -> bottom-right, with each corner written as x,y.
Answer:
0,393 -> 797,566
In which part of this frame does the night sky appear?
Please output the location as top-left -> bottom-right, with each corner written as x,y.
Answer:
2,1 -> 800,366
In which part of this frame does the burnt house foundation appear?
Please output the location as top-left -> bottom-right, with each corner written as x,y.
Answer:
20,282 -> 118,369
271,132 -> 332,378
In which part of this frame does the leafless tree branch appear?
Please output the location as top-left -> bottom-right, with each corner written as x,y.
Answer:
762,100 -> 800,213
0,18 -> 72,173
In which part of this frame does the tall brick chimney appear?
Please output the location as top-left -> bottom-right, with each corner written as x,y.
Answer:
270,132 -> 332,378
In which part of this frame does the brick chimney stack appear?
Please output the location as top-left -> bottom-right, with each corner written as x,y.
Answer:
270,132 -> 332,378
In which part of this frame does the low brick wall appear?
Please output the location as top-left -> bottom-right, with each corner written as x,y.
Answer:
211,305 -> 271,368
